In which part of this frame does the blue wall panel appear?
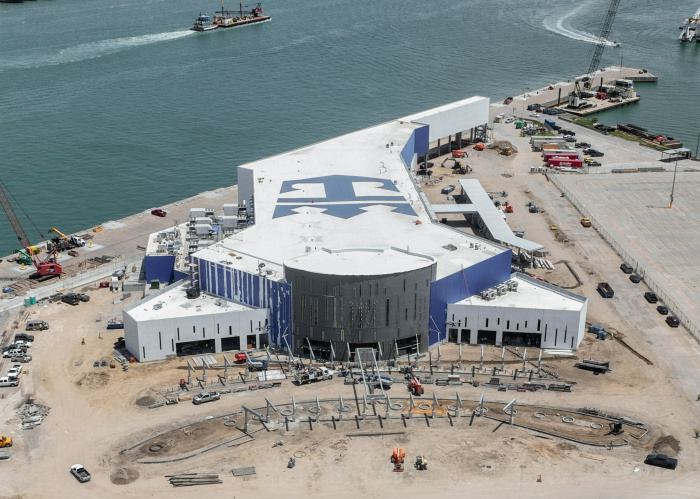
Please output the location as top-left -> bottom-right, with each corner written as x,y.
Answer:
144,255 -> 175,284
413,125 -> 429,155
173,270 -> 189,282
400,131 -> 415,167
197,258 -> 293,348
400,125 -> 430,168
428,250 -> 512,345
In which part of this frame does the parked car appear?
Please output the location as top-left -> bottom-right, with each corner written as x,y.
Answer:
561,130 -> 575,136
620,263 -> 634,274
644,454 -> 677,470
441,185 -> 456,195
99,281 -> 110,288
0,377 -> 19,387
7,365 -> 22,380
70,464 -> 92,483
587,161 -> 602,167
3,349 -> 25,359
192,391 -> 221,405
665,316 -> 680,328
13,340 -> 31,349
656,305 -> 669,315
564,136 -> 576,142
76,293 -> 90,302
575,142 -> 591,148
61,294 -> 80,306
151,209 -> 167,217
644,291 -> 658,303
14,333 -> 34,342
505,117 -> 515,124
10,354 -> 31,363
25,319 -> 48,331
113,270 -> 125,279
586,149 -> 604,157
424,162 -> 434,168
629,274 -> 640,283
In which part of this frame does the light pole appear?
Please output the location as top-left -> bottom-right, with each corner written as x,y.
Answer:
670,155 -> 679,209
695,131 -> 700,159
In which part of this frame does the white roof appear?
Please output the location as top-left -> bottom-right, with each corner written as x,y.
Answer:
194,119 -> 508,280
453,275 -> 586,311
124,281 -> 257,321
286,247 -> 435,276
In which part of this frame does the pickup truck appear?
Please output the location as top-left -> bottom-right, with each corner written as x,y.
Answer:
7,364 -> 22,380
70,464 -> 92,483
0,435 -> 12,448
0,377 -> 19,387
597,282 -> 614,298
192,391 -> 220,405
10,354 -> 32,363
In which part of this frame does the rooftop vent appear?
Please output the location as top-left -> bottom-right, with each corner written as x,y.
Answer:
442,244 -> 458,251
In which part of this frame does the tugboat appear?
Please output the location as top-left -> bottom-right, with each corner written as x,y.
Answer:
213,1 -> 271,28
190,13 -> 219,32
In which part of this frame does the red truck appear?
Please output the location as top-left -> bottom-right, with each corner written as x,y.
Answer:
548,158 -> 583,168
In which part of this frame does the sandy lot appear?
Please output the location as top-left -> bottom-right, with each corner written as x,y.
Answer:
2,95 -> 700,497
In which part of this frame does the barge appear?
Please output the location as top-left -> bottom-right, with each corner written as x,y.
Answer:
213,1 -> 270,28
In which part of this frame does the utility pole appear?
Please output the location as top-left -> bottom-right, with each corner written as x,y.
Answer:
670,155 -> 679,209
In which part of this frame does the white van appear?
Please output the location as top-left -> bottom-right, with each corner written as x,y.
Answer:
26,320 -> 49,331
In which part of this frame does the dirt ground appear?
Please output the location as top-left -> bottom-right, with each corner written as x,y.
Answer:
2,97 -> 700,497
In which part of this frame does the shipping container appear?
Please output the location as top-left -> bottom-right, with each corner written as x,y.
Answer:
544,154 -> 580,162
542,149 -> 577,158
548,158 -> 583,168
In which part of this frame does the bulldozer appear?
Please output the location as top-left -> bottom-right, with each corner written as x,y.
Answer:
408,377 -> 424,396
391,448 -> 405,472
414,455 -> 428,471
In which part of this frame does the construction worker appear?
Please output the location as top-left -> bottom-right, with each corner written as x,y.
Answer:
608,441 -> 613,451
695,429 -> 699,439
81,337 -> 85,345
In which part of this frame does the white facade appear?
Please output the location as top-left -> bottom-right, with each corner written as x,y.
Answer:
446,275 -> 587,349
402,96 -> 490,143
123,282 -> 269,362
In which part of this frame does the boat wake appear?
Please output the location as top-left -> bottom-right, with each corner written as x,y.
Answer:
2,30 -> 195,70
542,2 -> 619,47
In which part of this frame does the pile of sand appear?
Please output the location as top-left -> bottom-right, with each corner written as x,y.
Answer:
487,140 -> 518,154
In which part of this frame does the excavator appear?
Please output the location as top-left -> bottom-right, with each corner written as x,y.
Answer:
414,455 -> 428,471
408,377 -> 424,396
391,448 -> 405,472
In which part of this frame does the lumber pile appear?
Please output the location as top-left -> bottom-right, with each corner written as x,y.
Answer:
166,473 -> 222,487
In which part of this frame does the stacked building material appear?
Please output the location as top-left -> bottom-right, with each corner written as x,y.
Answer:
166,473 -> 222,487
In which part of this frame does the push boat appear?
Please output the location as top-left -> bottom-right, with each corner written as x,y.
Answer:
191,13 -> 219,32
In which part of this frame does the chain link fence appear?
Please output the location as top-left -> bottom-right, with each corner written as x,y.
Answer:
549,173 -> 699,342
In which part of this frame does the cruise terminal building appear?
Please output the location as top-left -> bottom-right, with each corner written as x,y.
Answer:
123,96 -> 587,362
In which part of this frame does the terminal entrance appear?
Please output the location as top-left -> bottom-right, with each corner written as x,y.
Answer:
502,331 -> 541,348
301,339 -> 332,361
396,335 -> 421,357
221,336 -> 241,352
348,342 -> 379,361
175,339 -> 215,357
476,330 -> 497,345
